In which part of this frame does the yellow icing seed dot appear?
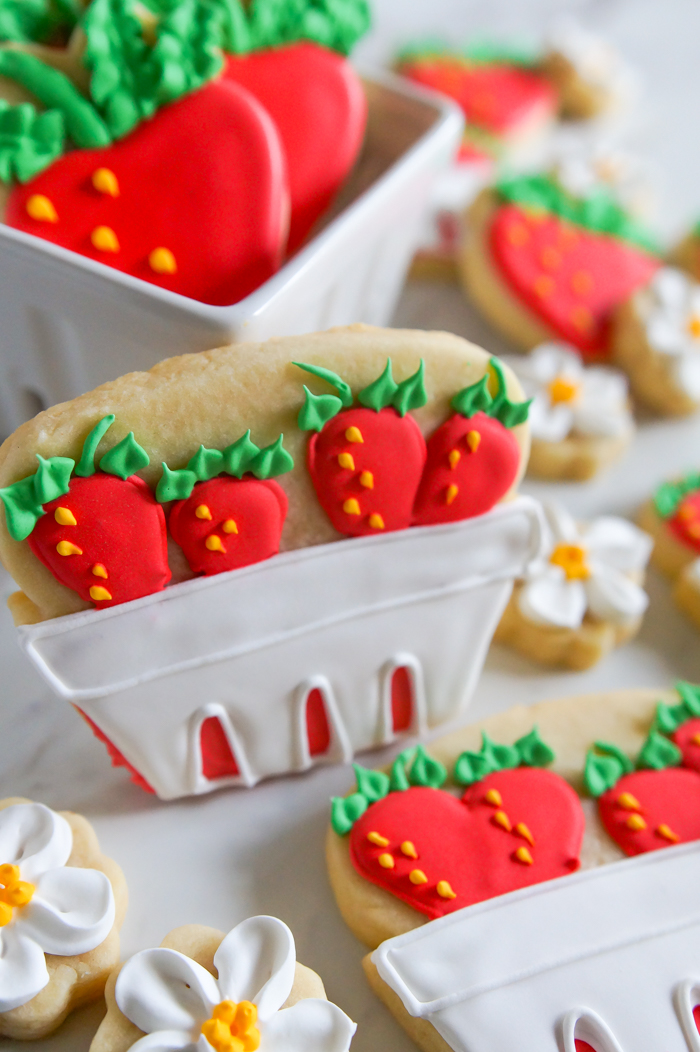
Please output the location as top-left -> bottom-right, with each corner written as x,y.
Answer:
446,484 -> 458,505
54,506 -> 76,526
688,315 -> 700,339
484,788 -> 502,807
369,513 -> 385,529
571,304 -> 593,333
91,226 -> 120,252
338,452 -> 355,470
548,376 -> 580,405
367,831 -> 389,847
540,245 -> 562,270
617,791 -> 642,811
507,222 -> 529,247
466,430 -> 481,452
223,519 -> 238,534
400,841 -> 418,859
657,823 -> 679,843
195,504 -> 213,520
345,426 -> 363,443
56,540 -> 83,556
448,449 -> 461,469
378,853 -> 395,869
514,846 -> 534,865
409,869 -> 428,885
436,880 -> 456,900
91,564 -> 108,579
360,471 -> 374,489
89,586 -> 112,602
343,498 -> 361,516
92,167 -> 120,197
26,194 -> 57,222
493,810 -> 512,832
205,535 -> 226,552
571,269 -> 593,295
692,734 -> 700,746
626,814 -> 646,831
534,274 -> 555,298
149,247 -> 177,274
549,543 -> 590,581
515,822 -> 535,846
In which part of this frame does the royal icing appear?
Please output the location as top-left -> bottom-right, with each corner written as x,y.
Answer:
546,19 -> 638,108
115,915 -> 356,1051
635,267 -> 700,402
503,342 -> 633,443
653,471 -> 700,554
0,802 -> 115,1013
517,503 -> 651,630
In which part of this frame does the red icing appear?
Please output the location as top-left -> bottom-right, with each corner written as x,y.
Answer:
200,716 -> 240,780
575,1044 -> 596,1052
391,667 -> 413,733
597,768 -> 700,856
412,410 -> 520,526
7,78 -> 289,306
399,58 -> 555,135
694,1004 -> 700,1034
307,406 -> 427,537
349,770 -> 583,920
28,474 -> 170,608
224,43 -> 366,254
168,477 -> 288,576
669,491 -> 700,554
306,688 -> 331,756
673,717 -> 700,771
76,707 -> 155,793
490,203 -> 659,356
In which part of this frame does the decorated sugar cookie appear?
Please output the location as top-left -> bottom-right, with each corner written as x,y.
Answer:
638,470 -> 700,579
0,326 -> 536,799
541,20 -> 638,120
0,798 -> 126,1040
90,915 -> 355,1052
503,342 -> 633,480
675,560 -> 700,633
495,503 -> 651,670
327,682 -> 700,1052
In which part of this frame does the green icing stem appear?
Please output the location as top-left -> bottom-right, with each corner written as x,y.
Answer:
451,357 -> 530,428
653,471 -> 700,520
75,414 -> 116,478
0,0 -> 78,44
0,50 -> 111,148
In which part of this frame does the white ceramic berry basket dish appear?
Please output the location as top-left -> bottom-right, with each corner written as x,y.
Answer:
17,496 -> 544,801
0,72 -> 463,438
372,839 -> 700,1052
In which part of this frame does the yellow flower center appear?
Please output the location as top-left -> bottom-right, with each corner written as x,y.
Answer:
547,375 -> 580,405
201,1000 -> 261,1052
0,864 -> 35,927
549,543 -> 590,581
687,314 -> 700,340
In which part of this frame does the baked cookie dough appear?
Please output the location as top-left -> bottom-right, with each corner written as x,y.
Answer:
674,559 -> 700,632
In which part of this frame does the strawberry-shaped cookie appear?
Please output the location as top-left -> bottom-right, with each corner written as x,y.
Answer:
296,359 -> 428,537
332,730 -> 583,920
0,413 -> 170,607
656,474 -> 700,555
412,357 -> 529,525
157,431 -> 293,576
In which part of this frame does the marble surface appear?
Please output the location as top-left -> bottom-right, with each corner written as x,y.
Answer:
3,1 -> 700,1049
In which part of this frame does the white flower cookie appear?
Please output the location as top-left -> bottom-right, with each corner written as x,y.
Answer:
90,915 -> 355,1052
495,503 -> 652,669
504,342 -> 633,479
0,798 -> 126,1040
613,266 -> 700,415
542,20 -> 638,120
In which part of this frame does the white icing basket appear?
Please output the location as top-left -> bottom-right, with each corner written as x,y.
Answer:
0,72 -> 463,437
17,496 -> 544,800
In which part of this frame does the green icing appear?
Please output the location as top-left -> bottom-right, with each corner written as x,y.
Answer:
396,36 -> 537,69
515,726 -> 555,767
454,728 -> 553,786
583,741 -> 635,798
330,792 -> 367,835
353,764 -> 390,803
0,0 -> 79,44
451,357 -> 530,428
0,453 -> 74,541
0,50 -> 111,148
389,749 -> 411,792
653,682 -> 700,736
406,744 -> 447,788
293,362 -> 352,407
298,388 -> 344,431
637,728 -> 682,771
249,435 -> 294,479
156,464 -> 197,502
99,432 -> 150,479
0,100 -> 64,183
243,0 -> 370,56
187,445 -> 225,481
653,472 -> 700,520
358,359 -> 398,412
149,0 -> 223,106
392,361 -> 427,417
297,358 -> 427,428
451,373 -> 491,418
74,414 -> 116,478
156,431 -> 292,501
222,431 -> 260,478
33,454 -> 74,503
497,174 -> 660,255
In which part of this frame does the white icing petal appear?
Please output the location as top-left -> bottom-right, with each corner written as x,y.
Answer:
129,1033 -> 197,1052
214,916 -> 295,1022
116,948 -> 219,1035
646,313 -> 684,355
651,266 -> 689,308
262,998 -> 356,1052
528,396 -> 574,442
0,925 -> 50,1013
585,564 -> 649,625
544,504 -> 579,544
584,517 -> 652,573
529,342 -> 583,382
518,570 -> 587,629
19,865 -> 115,956
675,354 -> 700,401
574,368 -> 631,437
0,803 -> 72,883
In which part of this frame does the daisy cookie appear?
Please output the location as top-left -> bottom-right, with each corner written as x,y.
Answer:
541,20 -> 638,120
0,798 -> 126,1040
638,470 -> 700,579
612,267 -> 700,415
494,503 -> 652,669
327,681 -> 700,1052
90,914 -> 355,1052
504,342 -> 633,480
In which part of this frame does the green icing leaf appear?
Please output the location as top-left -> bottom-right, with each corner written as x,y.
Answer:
100,432 -> 150,479
353,764 -> 390,803
653,472 -> 700,520
451,373 -> 492,418
408,744 -> 447,788
149,0 -> 223,107
453,732 -> 519,785
33,454 -> 74,504
244,0 -> 371,56
514,726 -> 554,768
0,0 -> 79,44
358,359 -> 398,412
293,361 -> 353,407
0,101 -> 64,184
389,748 -> 414,792
156,463 -> 197,502
249,435 -> 294,479
74,414 -> 115,478
676,681 -> 700,716
637,729 -> 682,771
396,37 -> 537,68
392,360 -> 427,417
298,387 -> 343,432
0,474 -> 45,541
488,357 -> 531,428
583,741 -> 634,798
330,792 -> 367,835
222,431 -> 260,478
652,701 -> 688,736
187,445 -> 224,481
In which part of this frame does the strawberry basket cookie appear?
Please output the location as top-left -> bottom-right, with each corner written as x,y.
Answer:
0,798 -> 126,1040
326,681 -> 700,1052
90,915 -> 355,1052
0,326 -> 540,799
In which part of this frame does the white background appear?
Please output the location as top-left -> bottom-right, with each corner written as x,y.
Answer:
2,1 -> 700,1048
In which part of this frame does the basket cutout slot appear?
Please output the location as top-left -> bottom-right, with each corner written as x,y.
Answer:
391,665 -> 414,734
200,715 -> 240,780
306,687 -> 332,756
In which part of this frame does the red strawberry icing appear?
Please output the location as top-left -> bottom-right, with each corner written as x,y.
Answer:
597,768 -> 700,856
672,717 -> 700,772
669,491 -> 700,554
